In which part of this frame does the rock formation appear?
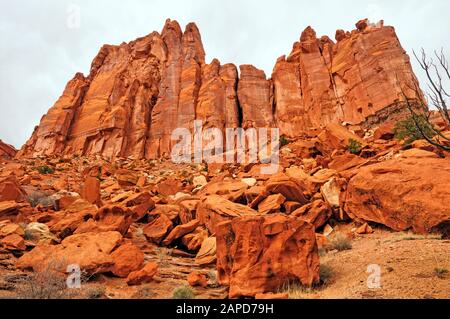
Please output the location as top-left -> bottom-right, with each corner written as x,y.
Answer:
273,19 -> 422,136
216,215 -> 320,298
344,155 -> 450,235
1,119 -> 450,298
2,17 -> 450,301
18,18 -> 422,159
0,140 -> 16,160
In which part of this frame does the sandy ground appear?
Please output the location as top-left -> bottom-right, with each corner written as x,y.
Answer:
0,226 -> 448,299
298,227 -> 450,299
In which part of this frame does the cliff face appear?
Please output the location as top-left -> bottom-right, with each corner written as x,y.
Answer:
273,19 -> 422,136
19,18 -> 422,159
0,140 -> 16,160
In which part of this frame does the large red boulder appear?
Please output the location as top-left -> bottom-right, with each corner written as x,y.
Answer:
162,219 -> 199,246
17,231 -> 123,275
197,195 -> 258,234
264,173 -> 308,204
316,124 -> 366,156
122,192 -> 155,221
216,215 -> 320,298
81,176 -> 102,206
0,176 -> 26,202
156,178 -> 183,196
198,181 -> 249,202
110,242 -> 145,278
126,262 -> 158,286
74,205 -> 133,236
344,157 -> 450,236
143,214 -> 174,244
1,234 -> 26,251
187,271 -> 208,287
291,200 -> 332,229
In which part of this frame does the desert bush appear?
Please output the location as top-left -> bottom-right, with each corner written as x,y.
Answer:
85,285 -> 106,299
16,260 -> 75,299
157,248 -> 171,268
434,267 -> 448,279
318,248 -> 327,257
279,264 -> 332,299
172,285 -> 195,299
329,233 -> 352,251
36,165 -> 54,175
394,114 -> 435,145
279,281 -> 313,299
319,264 -> 333,285
348,138 -> 362,155
207,270 -> 219,288
26,191 -> 57,209
280,136 -> 290,147
132,286 -> 155,299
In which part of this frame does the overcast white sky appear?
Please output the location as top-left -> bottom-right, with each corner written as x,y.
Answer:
1,0 -> 449,148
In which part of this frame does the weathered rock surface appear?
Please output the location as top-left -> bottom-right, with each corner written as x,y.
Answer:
187,271 -> 208,287
74,205 -> 133,235
195,236 -> 217,265
162,219 -> 199,246
19,19 -> 421,159
344,157 -> 450,235
291,200 -> 332,229
110,242 -> 145,278
17,231 -> 123,275
143,214 -> 174,244
126,262 -> 158,286
264,173 -> 308,204
238,65 -> 274,128
1,234 -> 26,251
81,176 -> 101,206
0,176 -> 26,202
197,195 -> 258,234
0,140 -> 16,160
216,215 -> 320,298
274,20 -> 422,136
258,193 -> 286,214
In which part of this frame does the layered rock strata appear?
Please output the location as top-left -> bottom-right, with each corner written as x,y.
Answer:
19,18 -> 422,159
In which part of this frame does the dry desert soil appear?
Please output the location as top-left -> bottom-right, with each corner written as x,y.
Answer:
1,225 -> 448,299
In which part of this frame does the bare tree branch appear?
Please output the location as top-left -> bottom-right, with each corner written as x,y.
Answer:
395,66 -> 450,151
435,48 -> 450,80
413,49 -> 450,125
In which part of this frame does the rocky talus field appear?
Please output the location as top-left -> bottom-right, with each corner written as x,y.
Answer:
0,18 -> 448,299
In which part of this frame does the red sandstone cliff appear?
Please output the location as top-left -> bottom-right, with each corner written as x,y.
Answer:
0,140 -> 16,160
18,18 -> 423,159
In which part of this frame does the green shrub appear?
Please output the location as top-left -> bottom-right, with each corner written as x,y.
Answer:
36,165 -> 54,175
172,285 -> 195,299
348,138 -> 362,155
280,136 -> 291,147
319,264 -> 333,285
394,115 -> 435,145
